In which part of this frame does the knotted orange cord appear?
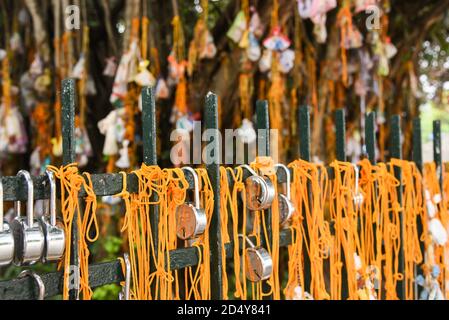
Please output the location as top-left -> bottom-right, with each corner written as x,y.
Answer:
289,159 -> 331,300
357,159 -> 377,271
329,161 -> 363,300
219,167 -> 234,299
376,162 -> 401,300
47,163 -> 98,300
230,166 -> 248,300
284,161 -> 307,299
79,172 -> 99,300
390,159 -> 425,300
116,165 -> 188,300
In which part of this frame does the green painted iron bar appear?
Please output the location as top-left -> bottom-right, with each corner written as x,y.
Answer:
142,86 -> 160,293
365,112 -> 377,164
433,120 -> 443,190
141,86 -> 159,298
298,106 -> 311,161
335,109 -> 346,162
412,117 -> 425,299
2,165 -> 345,203
2,168 -> 297,202
389,115 -> 405,300
298,105 -> 312,292
334,108 -> 349,298
205,92 -> 223,300
61,78 -> 79,300
412,119 -> 423,172
0,229 -> 293,300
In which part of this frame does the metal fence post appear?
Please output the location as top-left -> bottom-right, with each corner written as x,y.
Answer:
61,78 -> 78,300
412,117 -> 424,299
298,105 -> 312,293
205,92 -> 222,300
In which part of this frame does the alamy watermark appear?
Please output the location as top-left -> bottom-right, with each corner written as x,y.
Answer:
65,5 -> 80,30
170,122 -> 279,165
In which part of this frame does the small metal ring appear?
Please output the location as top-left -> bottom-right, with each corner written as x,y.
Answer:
18,270 -> 45,300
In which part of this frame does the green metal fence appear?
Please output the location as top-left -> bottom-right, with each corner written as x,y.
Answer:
0,78 -> 444,300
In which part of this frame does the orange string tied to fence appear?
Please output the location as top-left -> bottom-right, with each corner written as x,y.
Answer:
47,163 -> 98,300
219,167 -> 234,299
289,159 -> 331,300
117,165 -> 189,300
329,161 -> 364,300
389,159 -> 425,300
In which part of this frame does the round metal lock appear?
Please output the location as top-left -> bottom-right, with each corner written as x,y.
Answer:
241,165 -> 275,211
0,178 -> 14,266
11,170 -> 45,266
176,167 -> 207,240
242,236 -> 273,282
274,164 -> 295,225
278,194 -> 295,225
40,170 -> 65,262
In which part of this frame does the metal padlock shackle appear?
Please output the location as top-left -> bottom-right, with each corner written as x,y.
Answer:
239,164 -> 259,177
175,167 -> 207,240
16,170 -> 34,227
45,170 -> 57,227
119,253 -> 131,300
41,169 -> 65,262
274,164 -> 295,225
18,270 -> 45,300
274,164 -> 291,200
239,233 -> 256,249
182,166 -> 201,209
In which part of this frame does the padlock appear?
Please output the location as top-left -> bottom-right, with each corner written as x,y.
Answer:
11,170 -> 45,266
240,165 -> 275,211
274,164 -> 295,225
119,253 -> 131,300
352,164 -> 364,207
0,177 -> 14,266
241,234 -> 273,282
40,170 -> 65,262
176,167 -> 207,240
